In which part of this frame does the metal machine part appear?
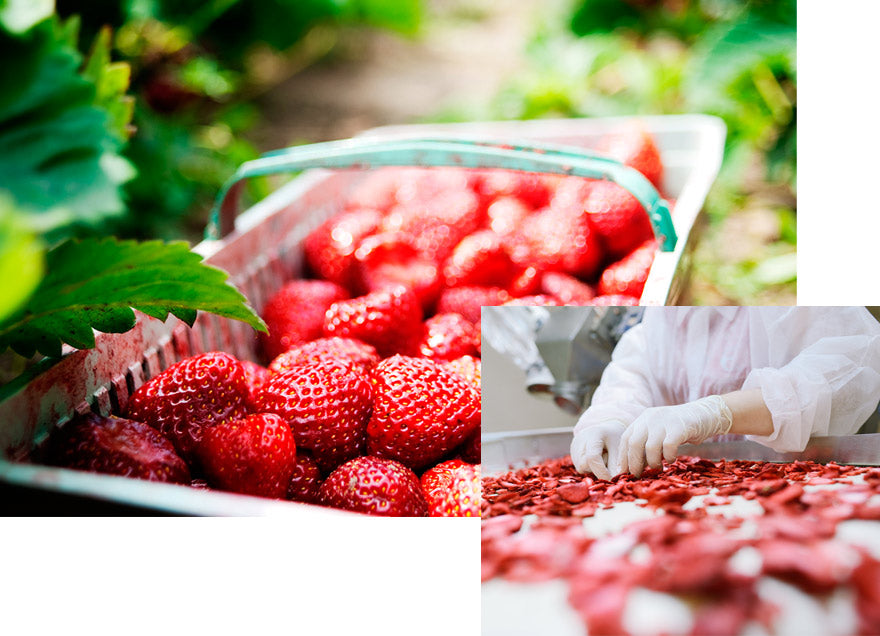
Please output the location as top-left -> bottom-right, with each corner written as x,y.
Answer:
482,306 -> 644,415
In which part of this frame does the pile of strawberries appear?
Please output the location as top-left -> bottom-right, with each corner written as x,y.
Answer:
482,456 -> 880,634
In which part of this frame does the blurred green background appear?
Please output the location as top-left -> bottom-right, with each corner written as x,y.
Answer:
0,0 -> 795,310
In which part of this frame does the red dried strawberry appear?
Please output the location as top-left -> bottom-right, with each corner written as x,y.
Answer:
199,413 -> 296,499
125,352 -> 249,462
367,355 -> 480,470
421,459 -> 480,517
323,286 -> 423,358
510,205 -> 603,279
417,313 -> 479,361
442,355 -> 481,391
598,239 -> 657,299
48,413 -> 190,484
458,430 -> 481,464
318,456 -> 427,517
287,453 -> 323,504
442,230 -> 516,289
303,208 -> 383,287
590,294 -> 640,306
353,232 -> 442,310
540,271 -> 596,304
269,337 -> 379,375
596,124 -> 664,190
436,285 -> 511,324
584,180 -> 654,260
254,359 -> 373,473
259,280 -> 349,361
240,360 -> 271,410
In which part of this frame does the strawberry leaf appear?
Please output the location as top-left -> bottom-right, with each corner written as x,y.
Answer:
0,237 -> 267,358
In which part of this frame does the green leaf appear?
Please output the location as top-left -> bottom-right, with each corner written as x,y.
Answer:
0,193 -> 45,324
0,237 -> 267,358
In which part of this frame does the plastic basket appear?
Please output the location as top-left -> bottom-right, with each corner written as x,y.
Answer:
0,115 -> 725,514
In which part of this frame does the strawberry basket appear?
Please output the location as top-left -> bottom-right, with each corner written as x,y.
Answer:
0,115 -> 724,514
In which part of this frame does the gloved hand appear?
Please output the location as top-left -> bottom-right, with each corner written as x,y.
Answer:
618,395 -> 733,477
570,420 -> 626,480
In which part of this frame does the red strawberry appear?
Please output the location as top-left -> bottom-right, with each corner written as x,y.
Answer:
353,232 -> 442,310
269,337 -> 379,375
503,294 -> 562,307
198,413 -> 296,499
240,360 -> 271,411
549,177 -> 596,213
540,271 -> 596,305
583,180 -> 654,260
598,238 -> 657,299
417,313 -> 479,361
590,294 -> 640,306
48,413 -> 190,484
259,280 -> 349,361
420,460 -> 481,517
442,230 -> 516,289
125,352 -> 249,462
318,456 -> 427,517
367,355 -> 480,470
394,167 -> 475,207
458,431 -> 481,464
436,285 -> 511,324
486,196 -> 530,236
510,205 -> 603,279
474,170 -> 552,209
596,124 -> 664,190
508,265 -> 542,297
287,453 -> 323,504
323,286 -> 423,358
345,168 -> 411,212
254,359 -> 373,473
304,208 -> 383,288
442,355 -> 481,391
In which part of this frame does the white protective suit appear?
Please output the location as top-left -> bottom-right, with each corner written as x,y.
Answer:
573,306 -> 880,457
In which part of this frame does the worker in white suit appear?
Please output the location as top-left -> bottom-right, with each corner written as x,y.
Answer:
571,307 -> 880,479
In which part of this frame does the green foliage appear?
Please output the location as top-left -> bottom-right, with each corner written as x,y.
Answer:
0,237 -> 266,358
0,195 -> 44,324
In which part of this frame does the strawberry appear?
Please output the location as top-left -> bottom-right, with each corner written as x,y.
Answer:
323,286 -> 423,358
345,168 -> 411,211
508,265 -> 542,297
287,453 -> 323,504
125,351 -> 249,462
417,313 -> 479,361
269,337 -> 379,375
198,413 -> 296,499
303,208 -> 383,288
540,271 -> 596,305
590,294 -> 640,306
259,279 -> 349,361
240,360 -> 271,411
47,413 -> 190,484
420,459 -> 481,517
549,177 -> 596,214
318,456 -> 427,517
353,232 -> 442,310
583,180 -> 655,260
442,355 -> 481,391
394,167 -> 476,207
436,285 -> 511,324
474,170 -> 552,209
367,355 -> 480,470
458,431 -> 481,464
598,238 -> 657,299
486,196 -> 530,237
254,359 -> 373,473
503,295 -> 562,306
596,124 -> 664,190
510,205 -> 603,279
442,230 -> 516,289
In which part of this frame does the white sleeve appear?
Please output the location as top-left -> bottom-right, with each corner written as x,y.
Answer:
742,307 -> 880,452
573,322 -> 657,434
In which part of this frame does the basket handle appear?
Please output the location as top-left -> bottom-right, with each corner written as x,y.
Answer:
208,136 -> 677,252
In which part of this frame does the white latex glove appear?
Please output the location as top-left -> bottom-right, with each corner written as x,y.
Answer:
570,420 -> 626,480
618,395 -> 733,477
